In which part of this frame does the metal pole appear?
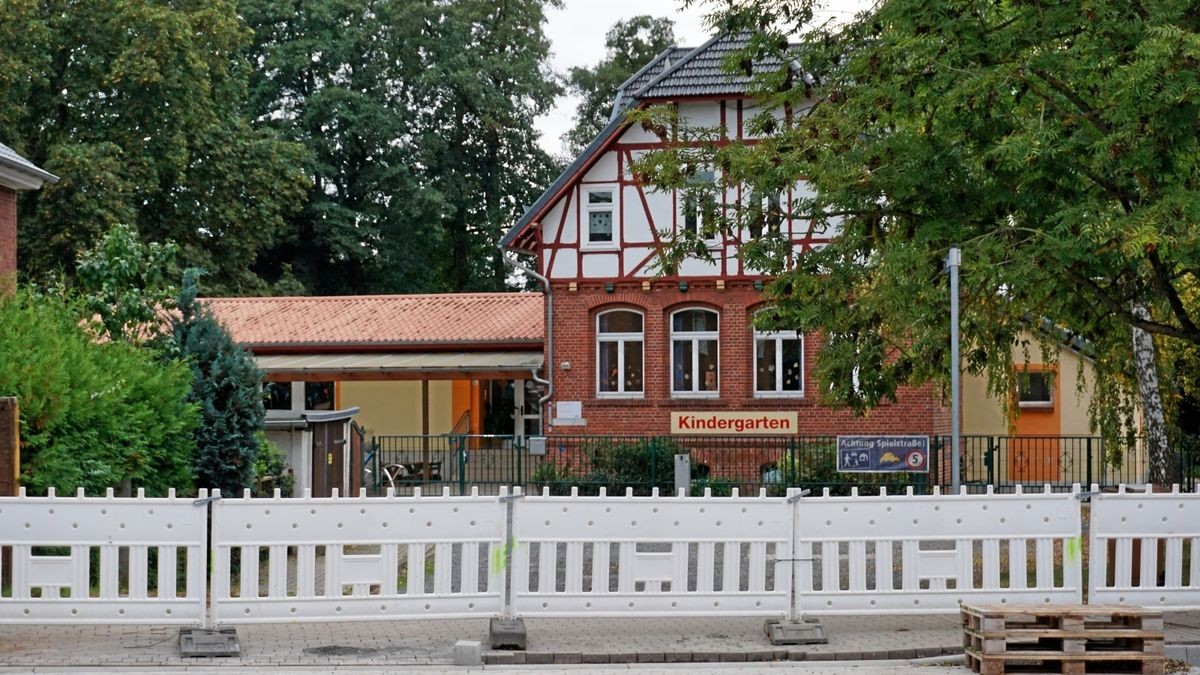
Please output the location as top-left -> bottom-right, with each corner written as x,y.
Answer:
947,247 -> 962,494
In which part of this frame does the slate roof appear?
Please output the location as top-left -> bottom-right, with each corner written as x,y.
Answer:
632,32 -> 786,99
0,141 -> 58,187
503,32 -> 794,252
203,293 -> 544,349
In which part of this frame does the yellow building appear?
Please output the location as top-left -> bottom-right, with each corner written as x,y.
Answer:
960,332 -> 1144,486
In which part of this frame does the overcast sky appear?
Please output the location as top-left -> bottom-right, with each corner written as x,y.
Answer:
535,0 -> 872,157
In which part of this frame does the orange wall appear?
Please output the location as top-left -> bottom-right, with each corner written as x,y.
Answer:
1013,365 -> 1061,436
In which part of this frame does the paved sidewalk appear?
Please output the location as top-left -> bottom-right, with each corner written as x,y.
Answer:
0,613 -> 1196,670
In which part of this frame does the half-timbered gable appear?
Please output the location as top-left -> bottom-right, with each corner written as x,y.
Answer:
504,33 -> 946,439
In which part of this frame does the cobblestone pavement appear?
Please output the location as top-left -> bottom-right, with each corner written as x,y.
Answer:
0,613 -> 1197,671
0,664 -> 976,674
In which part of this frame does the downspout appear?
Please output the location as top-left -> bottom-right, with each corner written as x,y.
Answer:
500,246 -> 553,429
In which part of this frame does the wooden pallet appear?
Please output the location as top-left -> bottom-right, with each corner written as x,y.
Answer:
961,604 -> 1165,674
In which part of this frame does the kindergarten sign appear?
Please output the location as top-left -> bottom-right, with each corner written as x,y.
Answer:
836,435 -> 930,473
670,411 -> 797,435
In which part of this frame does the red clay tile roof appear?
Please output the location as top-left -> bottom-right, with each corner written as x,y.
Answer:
203,293 -> 544,350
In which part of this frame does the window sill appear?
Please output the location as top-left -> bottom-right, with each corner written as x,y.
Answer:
596,392 -> 644,400
1018,401 -> 1054,409
582,242 -> 619,251
671,392 -> 721,399
753,391 -> 806,399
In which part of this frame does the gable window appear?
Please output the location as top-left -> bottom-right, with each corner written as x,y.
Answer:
597,309 -> 644,396
585,188 -> 615,245
754,330 -> 804,396
1016,371 -> 1053,408
671,308 -> 719,396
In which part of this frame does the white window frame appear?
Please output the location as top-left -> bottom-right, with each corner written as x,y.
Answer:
670,308 -> 720,398
596,309 -> 644,398
1016,370 -> 1054,409
753,330 -> 805,398
583,185 -> 618,249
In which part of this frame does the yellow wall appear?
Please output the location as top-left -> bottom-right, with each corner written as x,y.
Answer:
962,337 -> 1097,437
338,380 -> 456,437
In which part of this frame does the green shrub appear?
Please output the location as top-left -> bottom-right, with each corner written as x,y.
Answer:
0,290 -> 198,495
252,436 -> 295,497
529,460 -> 574,496
690,477 -> 736,497
581,437 -> 680,496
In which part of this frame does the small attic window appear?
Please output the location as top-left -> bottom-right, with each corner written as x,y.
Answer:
1016,371 -> 1052,408
585,188 -> 615,245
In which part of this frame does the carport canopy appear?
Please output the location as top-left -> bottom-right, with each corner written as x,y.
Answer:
256,351 -> 544,382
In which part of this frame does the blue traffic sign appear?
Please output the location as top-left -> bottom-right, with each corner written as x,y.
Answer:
836,435 -> 930,473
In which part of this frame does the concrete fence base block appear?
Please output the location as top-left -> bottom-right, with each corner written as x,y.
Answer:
454,639 -> 484,666
764,618 -> 828,646
178,628 -> 240,657
489,617 -> 528,650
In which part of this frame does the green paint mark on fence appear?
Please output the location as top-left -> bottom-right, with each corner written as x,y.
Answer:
491,539 -> 511,575
1066,536 -> 1082,564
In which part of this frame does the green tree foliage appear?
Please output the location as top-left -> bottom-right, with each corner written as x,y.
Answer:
75,224 -> 179,346
563,16 -> 676,155
0,290 -> 197,495
632,0 -> 1200,480
0,0 -> 310,293
415,0 -> 562,292
243,0 -> 561,294
171,270 -> 265,494
241,0 -> 437,294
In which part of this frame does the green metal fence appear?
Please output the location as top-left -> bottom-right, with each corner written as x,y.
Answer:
365,433 -> 1198,497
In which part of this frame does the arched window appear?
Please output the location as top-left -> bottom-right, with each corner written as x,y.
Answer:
671,308 -> 719,395
596,309 -> 644,396
754,330 -> 804,396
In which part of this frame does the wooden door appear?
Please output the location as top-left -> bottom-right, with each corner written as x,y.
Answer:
311,422 -> 348,497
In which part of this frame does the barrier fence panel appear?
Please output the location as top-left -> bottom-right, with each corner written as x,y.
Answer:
1088,484 -> 1200,609
210,487 -> 508,624
0,488 -> 208,625
511,487 -> 792,617
795,485 -> 1082,614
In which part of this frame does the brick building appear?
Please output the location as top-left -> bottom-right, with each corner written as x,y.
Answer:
0,142 -> 58,287
502,33 -> 950,439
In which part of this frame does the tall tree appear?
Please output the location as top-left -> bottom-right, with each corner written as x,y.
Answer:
0,0 -> 309,293
414,0 -> 562,291
632,0 -> 1200,482
171,270 -> 264,494
242,0 -> 560,294
563,16 -> 676,155
241,0 -> 440,294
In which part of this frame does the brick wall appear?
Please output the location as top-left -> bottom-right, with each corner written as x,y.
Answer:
0,187 -> 16,287
544,279 -> 945,437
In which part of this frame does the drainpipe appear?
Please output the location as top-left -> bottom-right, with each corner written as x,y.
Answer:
500,246 -> 553,430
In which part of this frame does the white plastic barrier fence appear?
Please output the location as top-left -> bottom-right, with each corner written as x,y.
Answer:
510,487 -> 792,617
1089,484 -> 1200,609
795,485 -> 1083,614
209,487 -> 508,624
0,488 -> 208,625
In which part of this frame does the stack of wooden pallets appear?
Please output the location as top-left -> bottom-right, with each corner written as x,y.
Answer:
961,604 -> 1165,674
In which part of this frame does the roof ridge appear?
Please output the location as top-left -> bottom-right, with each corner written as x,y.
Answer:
630,32 -> 727,99
617,46 -> 680,93
201,292 -> 542,303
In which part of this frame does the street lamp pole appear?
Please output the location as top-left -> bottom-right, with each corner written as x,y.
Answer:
947,247 -> 962,494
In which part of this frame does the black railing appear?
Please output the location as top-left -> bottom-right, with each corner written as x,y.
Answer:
364,433 -> 1198,497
